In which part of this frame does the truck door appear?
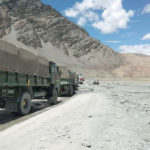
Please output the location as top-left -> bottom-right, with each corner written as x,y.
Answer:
49,64 -> 55,84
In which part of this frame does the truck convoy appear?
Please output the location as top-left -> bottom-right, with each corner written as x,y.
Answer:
0,40 -> 78,115
59,66 -> 78,96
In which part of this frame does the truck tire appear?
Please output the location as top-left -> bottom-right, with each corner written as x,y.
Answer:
48,88 -> 58,105
18,92 -> 32,115
73,85 -> 76,94
68,85 -> 74,96
74,85 -> 77,91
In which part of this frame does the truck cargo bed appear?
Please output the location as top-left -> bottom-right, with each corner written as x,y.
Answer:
0,71 -> 49,87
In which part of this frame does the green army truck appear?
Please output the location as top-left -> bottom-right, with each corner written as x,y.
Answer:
59,66 -> 78,96
0,40 -> 60,115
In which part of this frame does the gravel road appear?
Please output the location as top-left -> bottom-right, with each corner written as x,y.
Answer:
0,79 -> 150,150
0,88 -> 90,131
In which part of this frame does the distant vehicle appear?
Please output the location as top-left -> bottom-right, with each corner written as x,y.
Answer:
79,74 -> 84,84
59,66 -> 78,96
0,40 -> 60,115
93,80 -> 99,85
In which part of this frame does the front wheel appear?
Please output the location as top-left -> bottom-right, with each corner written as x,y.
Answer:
18,92 -> 32,115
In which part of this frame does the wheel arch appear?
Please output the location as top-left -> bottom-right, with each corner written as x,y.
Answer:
16,86 -> 33,102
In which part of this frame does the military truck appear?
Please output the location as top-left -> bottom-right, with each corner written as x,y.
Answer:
0,40 -> 60,115
59,66 -> 78,96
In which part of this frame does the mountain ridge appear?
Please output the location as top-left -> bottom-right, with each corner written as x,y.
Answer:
0,0 -> 150,78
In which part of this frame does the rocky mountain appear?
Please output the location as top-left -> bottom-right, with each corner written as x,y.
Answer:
0,0 -> 150,77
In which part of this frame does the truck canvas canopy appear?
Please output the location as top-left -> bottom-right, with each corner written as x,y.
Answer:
0,39 -> 49,77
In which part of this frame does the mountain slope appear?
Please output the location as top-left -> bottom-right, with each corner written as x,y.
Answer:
0,0 -> 150,77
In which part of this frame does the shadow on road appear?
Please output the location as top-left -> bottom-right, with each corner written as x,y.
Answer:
0,89 -> 84,131
0,100 -> 62,126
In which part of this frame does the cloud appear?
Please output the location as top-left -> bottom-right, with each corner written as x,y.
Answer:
141,33 -> 150,40
77,17 -> 86,26
119,44 -> 150,55
65,8 -> 79,17
142,3 -> 150,14
106,40 -> 120,43
64,0 -> 134,34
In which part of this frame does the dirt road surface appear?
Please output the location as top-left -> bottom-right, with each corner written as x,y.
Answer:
0,80 -> 150,150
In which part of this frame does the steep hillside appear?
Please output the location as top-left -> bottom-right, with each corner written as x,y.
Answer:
0,0 -> 150,77
113,54 -> 150,78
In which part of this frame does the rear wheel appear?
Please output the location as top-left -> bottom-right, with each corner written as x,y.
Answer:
48,87 -> 58,105
18,92 -> 31,115
68,85 -> 74,96
75,84 -> 78,91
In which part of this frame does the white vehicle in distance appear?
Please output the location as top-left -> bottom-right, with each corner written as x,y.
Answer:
79,74 -> 84,84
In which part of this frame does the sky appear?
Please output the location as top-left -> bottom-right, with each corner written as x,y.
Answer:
41,0 -> 150,55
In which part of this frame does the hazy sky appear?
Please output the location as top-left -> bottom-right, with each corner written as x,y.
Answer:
41,0 -> 150,55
